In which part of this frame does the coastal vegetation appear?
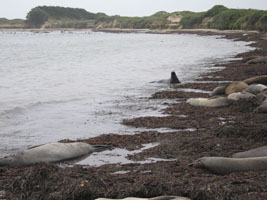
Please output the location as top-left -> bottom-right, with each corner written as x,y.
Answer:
2,5 -> 267,31
0,18 -> 25,29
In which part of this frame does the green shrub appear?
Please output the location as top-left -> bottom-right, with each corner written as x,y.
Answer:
205,5 -> 228,17
180,12 -> 205,28
26,7 -> 49,27
260,14 -> 267,31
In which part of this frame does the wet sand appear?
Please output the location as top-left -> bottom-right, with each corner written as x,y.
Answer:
1,31 -> 267,200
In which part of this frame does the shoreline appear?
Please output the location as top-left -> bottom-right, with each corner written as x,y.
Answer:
0,27 -> 260,35
1,30 -> 267,199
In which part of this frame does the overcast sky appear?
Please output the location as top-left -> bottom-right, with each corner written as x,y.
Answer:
1,0 -> 267,19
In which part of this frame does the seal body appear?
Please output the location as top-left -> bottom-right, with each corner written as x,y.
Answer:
0,142 -> 109,167
225,81 -> 248,95
243,84 -> 267,95
227,92 -> 255,101
244,75 -> 267,85
233,146 -> 267,158
158,71 -> 180,84
256,90 -> 267,104
193,156 -> 267,175
209,85 -> 228,97
96,196 -> 191,200
254,99 -> 267,113
186,97 -> 232,108
170,71 -> 181,84
246,56 -> 267,64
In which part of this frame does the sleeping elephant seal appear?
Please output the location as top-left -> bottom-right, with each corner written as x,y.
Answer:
225,81 -> 248,95
227,92 -> 255,101
96,196 -> 191,200
256,90 -> 267,104
158,71 -> 181,84
243,84 -> 267,95
243,75 -> 267,85
209,85 -> 228,97
0,142 -> 110,167
191,156 -> 267,175
233,146 -> 267,158
186,97 -> 232,108
246,56 -> 267,64
254,99 -> 267,113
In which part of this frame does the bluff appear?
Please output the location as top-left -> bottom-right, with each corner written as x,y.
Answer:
3,5 -> 267,32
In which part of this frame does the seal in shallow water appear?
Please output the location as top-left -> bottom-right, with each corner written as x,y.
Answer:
191,156 -> 267,175
232,146 -> 267,158
157,71 -> 181,84
0,142 -> 110,167
186,97 -> 232,108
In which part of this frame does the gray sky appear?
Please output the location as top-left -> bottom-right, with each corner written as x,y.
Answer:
1,0 -> 267,19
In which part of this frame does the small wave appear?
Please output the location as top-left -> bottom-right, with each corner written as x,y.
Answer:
0,106 -> 26,116
0,98 -> 83,117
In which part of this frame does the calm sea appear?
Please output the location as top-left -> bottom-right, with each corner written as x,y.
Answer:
0,31 -> 253,155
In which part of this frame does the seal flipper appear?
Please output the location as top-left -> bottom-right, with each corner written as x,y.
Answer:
0,155 -> 19,167
92,145 -> 113,152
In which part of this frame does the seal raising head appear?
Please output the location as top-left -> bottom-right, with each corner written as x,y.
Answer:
170,71 -> 181,84
155,71 -> 181,84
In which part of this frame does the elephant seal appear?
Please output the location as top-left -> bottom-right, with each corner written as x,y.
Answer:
254,99 -> 267,113
256,90 -> 267,103
233,146 -> 267,158
227,92 -> 255,101
186,97 -> 233,108
0,142 -> 110,167
242,56 -> 260,63
191,156 -> 267,175
246,56 -> 267,64
243,75 -> 267,85
243,84 -> 267,95
158,71 -> 181,84
225,81 -> 248,95
209,85 -> 228,97
96,196 -> 191,200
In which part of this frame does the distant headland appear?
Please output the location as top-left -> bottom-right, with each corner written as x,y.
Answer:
1,5 -> 267,32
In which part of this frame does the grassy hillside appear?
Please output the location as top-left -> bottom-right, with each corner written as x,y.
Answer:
0,18 -> 25,29
180,5 -> 267,31
2,5 -> 267,31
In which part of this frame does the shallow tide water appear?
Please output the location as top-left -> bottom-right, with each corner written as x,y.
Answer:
0,31 -> 253,156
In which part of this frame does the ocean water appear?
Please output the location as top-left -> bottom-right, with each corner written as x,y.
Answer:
0,31 -> 253,155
